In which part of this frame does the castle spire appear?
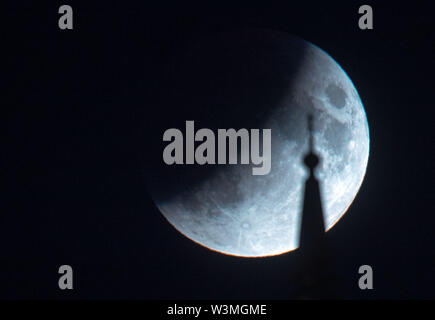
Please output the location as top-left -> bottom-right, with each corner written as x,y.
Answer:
296,114 -> 332,299
299,114 -> 325,252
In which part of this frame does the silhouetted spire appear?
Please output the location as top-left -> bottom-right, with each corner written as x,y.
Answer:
296,114 -> 332,299
299,114 -> 326,251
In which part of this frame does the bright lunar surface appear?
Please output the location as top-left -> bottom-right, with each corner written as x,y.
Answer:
149,30 -> 369,257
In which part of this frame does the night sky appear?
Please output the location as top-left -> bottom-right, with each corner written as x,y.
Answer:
2,1 -> 434,299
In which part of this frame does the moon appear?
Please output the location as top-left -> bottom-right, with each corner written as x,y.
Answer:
147,29 -> 369,257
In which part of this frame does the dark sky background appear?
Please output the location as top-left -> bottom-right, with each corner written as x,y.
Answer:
2,1 -> 434,299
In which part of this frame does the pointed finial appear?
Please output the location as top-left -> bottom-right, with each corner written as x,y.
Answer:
308,114 -> 314,153
304,114 -> 319,171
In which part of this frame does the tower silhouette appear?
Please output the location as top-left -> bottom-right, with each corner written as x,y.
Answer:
296,114 -> 334,299
299,115 -> 326,254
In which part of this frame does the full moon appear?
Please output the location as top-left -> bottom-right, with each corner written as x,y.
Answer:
147,29 -> 369,257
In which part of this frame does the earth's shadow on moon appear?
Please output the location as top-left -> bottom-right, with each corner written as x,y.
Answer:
145,29 -> 308,204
